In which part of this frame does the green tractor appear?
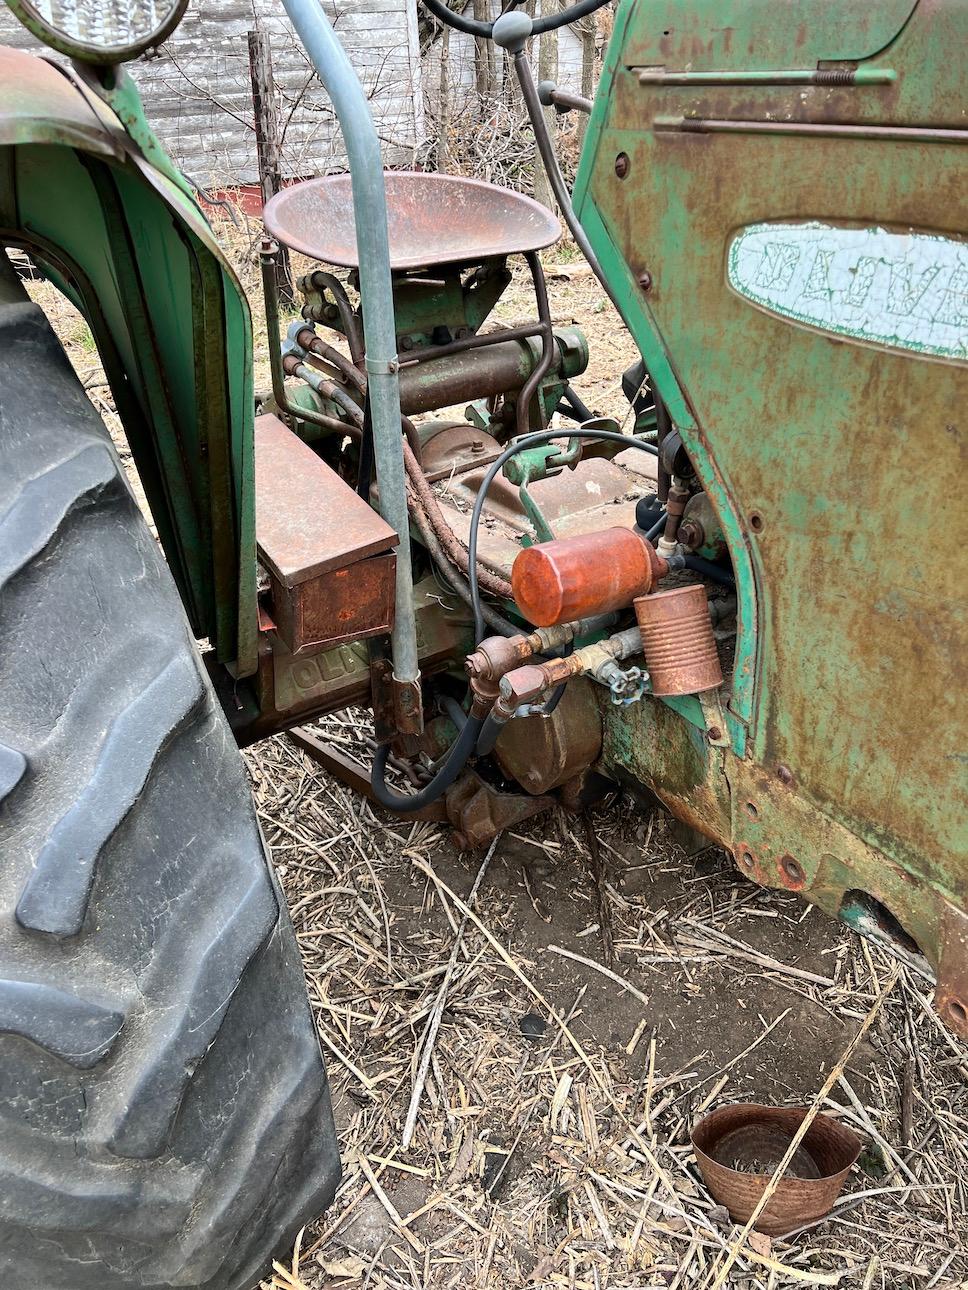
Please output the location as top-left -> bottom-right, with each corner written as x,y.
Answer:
0,0 -> 963,1285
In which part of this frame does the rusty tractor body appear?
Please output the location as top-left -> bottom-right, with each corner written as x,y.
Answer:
0,0 -> 964,1227
1,0 -> 965,1038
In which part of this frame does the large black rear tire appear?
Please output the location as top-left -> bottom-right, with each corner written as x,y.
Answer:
0,290 -> 339,1287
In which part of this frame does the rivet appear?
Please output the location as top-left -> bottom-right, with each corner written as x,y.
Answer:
638,270 -> 653,292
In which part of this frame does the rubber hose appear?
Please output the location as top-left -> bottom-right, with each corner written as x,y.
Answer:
356,392 -> 375,499
440,694 -> 468,730
646,511 -> 667,543
370,713 -> 484,811
559,383 -> 593,423
684,554 -> 735,587
475,711 -> 505,757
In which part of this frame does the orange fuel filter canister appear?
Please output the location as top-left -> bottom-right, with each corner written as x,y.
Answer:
511,527 -> 669,627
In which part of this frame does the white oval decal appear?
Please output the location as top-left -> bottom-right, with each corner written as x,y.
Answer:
727,222 -> 968,360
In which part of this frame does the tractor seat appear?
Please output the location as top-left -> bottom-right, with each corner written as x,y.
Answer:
263,171 -> 561,272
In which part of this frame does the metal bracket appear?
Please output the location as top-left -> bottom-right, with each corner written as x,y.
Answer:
503,438 -> 581,544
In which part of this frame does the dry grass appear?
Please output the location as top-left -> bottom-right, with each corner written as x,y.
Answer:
248,728 -> 968,1290
9,213 -> 966,1290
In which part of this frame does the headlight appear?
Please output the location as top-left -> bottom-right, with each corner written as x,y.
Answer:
5,0 -> 189,63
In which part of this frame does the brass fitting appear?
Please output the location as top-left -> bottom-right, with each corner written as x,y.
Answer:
465,633 -> 533,683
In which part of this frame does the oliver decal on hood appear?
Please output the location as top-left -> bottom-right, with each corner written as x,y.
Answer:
727,221 -> 968,361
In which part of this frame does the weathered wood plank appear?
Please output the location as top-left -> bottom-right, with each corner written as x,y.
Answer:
0,0 -> 425,185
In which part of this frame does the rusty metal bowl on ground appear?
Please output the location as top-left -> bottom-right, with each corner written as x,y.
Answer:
691,1104 -> 862,1236
264,171 -> 562,270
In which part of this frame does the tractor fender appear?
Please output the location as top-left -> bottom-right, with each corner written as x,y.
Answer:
0,45 -> 258,677
0,44 -> 125,158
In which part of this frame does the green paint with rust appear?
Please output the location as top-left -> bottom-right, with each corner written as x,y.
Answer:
0,49 -> 257,673
601,691 -> 731,845
391,260 -> 510,348
578,0 -> 968,1003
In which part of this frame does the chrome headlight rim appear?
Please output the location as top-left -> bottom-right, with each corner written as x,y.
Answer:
5,0 -> 190,64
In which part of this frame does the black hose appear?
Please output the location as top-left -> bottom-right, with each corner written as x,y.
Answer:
356,392 -> 375,499
535,681 -> 567,716
370,713 -> 484,811
645,511 -> 667,543
476,711 -> 505,757
558,383 -> 594,424
440,694 -> 468,730
684,554 -> 735,587
468,428 -> 659,644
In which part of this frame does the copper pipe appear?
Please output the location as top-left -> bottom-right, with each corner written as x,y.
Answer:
403,440 -> 513,600
296,326 -> 366,392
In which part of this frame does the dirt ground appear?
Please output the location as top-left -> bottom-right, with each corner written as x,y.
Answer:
15,223 -> 968,1290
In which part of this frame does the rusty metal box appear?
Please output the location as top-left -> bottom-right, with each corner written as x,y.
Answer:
255,413 -> 397,655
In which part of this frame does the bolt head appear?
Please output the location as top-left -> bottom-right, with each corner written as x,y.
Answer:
614,151 -> 630,179
777,764 -> 794,786
638,270 -> 653,292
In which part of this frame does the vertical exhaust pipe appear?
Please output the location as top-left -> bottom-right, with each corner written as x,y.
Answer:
280,0 -> 422,729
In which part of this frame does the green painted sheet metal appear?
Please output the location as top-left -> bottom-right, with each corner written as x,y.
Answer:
577,0 -> 968,1007
618,0 -> 918,71
574,8 -> 759,752
0,47 -> 257,672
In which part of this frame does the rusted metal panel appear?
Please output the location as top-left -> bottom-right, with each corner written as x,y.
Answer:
579,0 -> 967,1029
255,412 -> 397,654
935,903 -> 968,1038
230,576 -> 474,745
619,0 -> 917,72
270,553 -> 396,656
264,171 -> 561,270
255,413 -> 396,584
0,46 -> 122,155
